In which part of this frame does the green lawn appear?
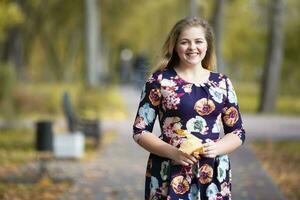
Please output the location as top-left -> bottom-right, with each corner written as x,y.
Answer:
0,83 -> 128,120
235,82 -> 300,115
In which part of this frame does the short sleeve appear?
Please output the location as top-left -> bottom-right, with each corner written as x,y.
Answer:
221,76 -> 246,144
132,71 -> 162,143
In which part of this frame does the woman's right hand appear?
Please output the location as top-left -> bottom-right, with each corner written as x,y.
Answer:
171,149 -> 200,166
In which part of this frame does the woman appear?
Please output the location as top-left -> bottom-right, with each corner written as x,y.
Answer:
133,17 -> 245,200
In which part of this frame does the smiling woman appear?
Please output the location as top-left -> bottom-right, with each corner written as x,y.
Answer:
132,17 -> 245,200
176,27 -> 207,67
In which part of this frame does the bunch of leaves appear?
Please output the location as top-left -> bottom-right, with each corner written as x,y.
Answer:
0,177 -> 72,200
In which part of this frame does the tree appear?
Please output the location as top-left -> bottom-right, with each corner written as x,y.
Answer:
0,0 -> 24,79
212,0 -> 225,73
259,0 -> 284,113
190,0 -> 198,16
85,0 -> 101,87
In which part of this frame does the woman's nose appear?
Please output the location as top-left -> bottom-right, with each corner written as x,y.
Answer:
189,42 -> 196,50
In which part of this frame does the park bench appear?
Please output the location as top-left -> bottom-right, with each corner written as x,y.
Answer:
62,91 -> 101,148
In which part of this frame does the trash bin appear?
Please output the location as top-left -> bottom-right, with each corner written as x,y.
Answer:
36,121 -> 53,151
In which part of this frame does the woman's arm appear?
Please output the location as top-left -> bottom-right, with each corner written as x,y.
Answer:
203,132 -> 242,158
137,132 -> 198,166
203,76 -> 245,158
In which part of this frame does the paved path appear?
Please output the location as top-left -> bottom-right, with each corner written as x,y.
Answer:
59,85 -> 300,200
243,114 -> 300,141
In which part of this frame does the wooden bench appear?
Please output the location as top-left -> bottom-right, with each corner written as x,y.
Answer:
62,91 -> 101,148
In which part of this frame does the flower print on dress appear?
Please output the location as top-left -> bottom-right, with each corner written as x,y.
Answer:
223,106 -> 239,127
212,114 -> 222,134
208,84 -> 225,104
227,78 -> 237,105
161,78 -> 178,90
181,165 -> 194,184
133,68 -> 246,199
217,155 -> 229,182
232,128 -> 245,142
161,182 -> 169,197
212,121 -> 220,133
173,129 -> 195,147
162,92 -> 182,110
163,117 -> 182,138
188,184 -> 200,200
218,78 -> 226,90
209,193 -> 223,200
160,161 -> 170,181
171,175 -> 190,195
150,176 -> 159,198
206,183 -> 219,199
220,182 -> 231,198
183,83 -> 193,93
148,73 -> 162,84
169,135 -> 185,147
194,98 -> 216,116
161,78 -> 183,110
133,116 -> 146,129
199,164 -> 213,184
149,88 -> 161,106
138,103 -> 156,125
151,184 -> 167,199
186,116 -> 208,135
140,84 -> 146,101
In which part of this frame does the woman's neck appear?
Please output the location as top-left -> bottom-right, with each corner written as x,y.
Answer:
175,63 -> 209,78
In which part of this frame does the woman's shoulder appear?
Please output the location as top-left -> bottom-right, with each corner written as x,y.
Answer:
148,67 -> 174,81
209,71 -> 237,89
209,71 -> 229,81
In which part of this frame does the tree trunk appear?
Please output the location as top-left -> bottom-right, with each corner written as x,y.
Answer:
259,0 -> 284,113
190,0 -> 198,17
85,0 -> 100,87
212,0 -> 225,73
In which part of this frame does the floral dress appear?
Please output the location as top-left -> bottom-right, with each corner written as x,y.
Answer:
133,67 -> 246,200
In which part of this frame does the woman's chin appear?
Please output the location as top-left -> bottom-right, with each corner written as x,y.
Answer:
185,59 -> 202,66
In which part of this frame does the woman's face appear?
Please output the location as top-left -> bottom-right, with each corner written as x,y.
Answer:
176,26 -> 207,67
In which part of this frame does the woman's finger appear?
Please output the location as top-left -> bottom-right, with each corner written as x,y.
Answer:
187,155 -> 197,163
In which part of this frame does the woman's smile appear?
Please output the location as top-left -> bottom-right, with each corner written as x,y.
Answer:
176,26 -> 208,67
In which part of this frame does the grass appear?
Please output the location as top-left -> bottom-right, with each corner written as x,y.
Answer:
0,128 -> 35,169
251,141 -> 300,200
0,82 -> 128,121
235,82 -> 300,115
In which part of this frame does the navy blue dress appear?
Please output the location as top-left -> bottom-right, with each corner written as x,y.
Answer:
133,67 -> 245,200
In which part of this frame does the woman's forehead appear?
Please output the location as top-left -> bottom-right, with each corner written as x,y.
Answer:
179,26 -> 206,40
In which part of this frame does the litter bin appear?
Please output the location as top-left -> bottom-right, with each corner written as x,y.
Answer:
36,121 -> 53,151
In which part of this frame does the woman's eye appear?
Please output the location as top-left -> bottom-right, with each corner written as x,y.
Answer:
196,40 -> 203,44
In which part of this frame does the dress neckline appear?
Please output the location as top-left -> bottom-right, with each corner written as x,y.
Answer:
171,67 -> 212,86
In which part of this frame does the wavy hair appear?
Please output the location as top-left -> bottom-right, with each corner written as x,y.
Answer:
157,17 -> 216,71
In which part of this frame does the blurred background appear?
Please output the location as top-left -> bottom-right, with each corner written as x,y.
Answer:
0,0 -> 299,199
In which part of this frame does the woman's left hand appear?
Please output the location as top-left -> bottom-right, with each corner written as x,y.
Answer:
203,140 -> 219,158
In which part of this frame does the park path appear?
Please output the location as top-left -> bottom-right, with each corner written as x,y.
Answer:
60,85 -> 300,200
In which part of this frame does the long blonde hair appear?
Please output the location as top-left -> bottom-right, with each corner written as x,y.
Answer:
157,17 -> 216,71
